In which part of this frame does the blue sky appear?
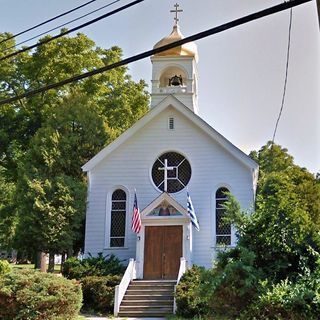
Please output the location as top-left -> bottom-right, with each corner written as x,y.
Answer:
0,0 -> 319,173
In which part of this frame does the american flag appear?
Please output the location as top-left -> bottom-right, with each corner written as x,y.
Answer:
187,192 -> 200,231
131,191 -> 141,233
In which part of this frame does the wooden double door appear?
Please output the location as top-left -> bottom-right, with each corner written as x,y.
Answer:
143,225 -> 182,280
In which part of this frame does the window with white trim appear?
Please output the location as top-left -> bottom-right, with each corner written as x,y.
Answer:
151,152 -> 191,193
110,189 -> 126,247
215,187 -> 231,246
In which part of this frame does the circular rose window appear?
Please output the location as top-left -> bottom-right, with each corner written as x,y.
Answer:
151,152 -> 191,193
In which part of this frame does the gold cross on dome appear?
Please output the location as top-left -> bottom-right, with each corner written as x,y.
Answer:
170,3 -> 183,25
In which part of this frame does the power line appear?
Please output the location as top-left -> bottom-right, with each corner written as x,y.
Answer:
4,0 -> 121,52
0,0 -> 311,106
272,8 -> 293,143
0,0 -> 100,45
0,0 -> 145,62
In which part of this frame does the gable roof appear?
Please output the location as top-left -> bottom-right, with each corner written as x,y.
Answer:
140,192 -> 189,222
82,95 -> 258,172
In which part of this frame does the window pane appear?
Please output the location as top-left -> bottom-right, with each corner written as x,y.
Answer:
110,238 -> 125,247
152,159 -> 164,187
112,189 -> 126,200
216,199 -> 227,208
167,167 -> 177,178
216,235 -> 231,246
216,188 -> 229,199
167,179 -> 184,193
112,201 -> 126,210
110,189 -> 126,247
216,210 -> 231,234
110,211 -> 126,237
216,188 -> 231,246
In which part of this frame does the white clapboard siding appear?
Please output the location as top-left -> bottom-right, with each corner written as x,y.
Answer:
84,105 -> 255,268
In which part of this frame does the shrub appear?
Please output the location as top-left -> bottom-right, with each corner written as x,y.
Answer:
175,265 -> 210,318
0,260 -> 11,275
0,268 -> 82,320
203,246 -> 262,318
242,271 -> 320,319
81,275 -> 122,314
62,253 -> 125,279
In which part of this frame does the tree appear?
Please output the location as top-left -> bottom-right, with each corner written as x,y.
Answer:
0,31 -> 149,180
198,142 -> 320,318
230,142 -> 320,280
0,166 -> 16,250
0,31 -> 149,268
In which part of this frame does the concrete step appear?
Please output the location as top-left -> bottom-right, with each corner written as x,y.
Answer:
118,280 -> 175,317
128,284 -> 175,290
123,294 -> 173,301
118,310 -> 172,317
130,280 -> 176,285
126,289 -> 174,295
121,299 -> 173,306
119,305 -> 173,312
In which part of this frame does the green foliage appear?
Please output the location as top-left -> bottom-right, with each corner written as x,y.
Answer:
0,166 -> 17,249
175,143 -> 320,318
62,253 -> 125,280
243,143 -> 320,281
0,268 -> 82,320
175,265 -> 210,318
242,270 -> 320,320
202,246 -> 262,318
0,30 -> 149,257
15,174 -> 86,254
80,275 -> 121,313
0,260 -> 11,275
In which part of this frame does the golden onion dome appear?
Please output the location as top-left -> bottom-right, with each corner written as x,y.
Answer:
153,25 -> 198,61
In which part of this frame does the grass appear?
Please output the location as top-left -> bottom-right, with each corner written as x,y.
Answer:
11,263 -> 34,269
11,263 -> 62,273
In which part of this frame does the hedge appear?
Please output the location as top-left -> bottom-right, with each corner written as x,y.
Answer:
81,275 -> 122,314
175,265 -> 210,318
62,253 -> 125,279
0,269 -> 82,320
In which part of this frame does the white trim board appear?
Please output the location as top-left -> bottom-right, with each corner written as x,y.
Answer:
82,95 -> 258,173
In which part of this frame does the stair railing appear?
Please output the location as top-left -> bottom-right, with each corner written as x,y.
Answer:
173,257 -> 187,313
114,258 -> 136,316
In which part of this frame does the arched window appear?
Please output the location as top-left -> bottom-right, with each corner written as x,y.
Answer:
110,189 -> 126,247
215,187 -> 231,246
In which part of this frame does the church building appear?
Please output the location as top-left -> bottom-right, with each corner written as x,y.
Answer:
82,5 -> 258,283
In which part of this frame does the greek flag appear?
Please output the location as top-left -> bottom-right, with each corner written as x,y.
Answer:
187,192 -> 200,231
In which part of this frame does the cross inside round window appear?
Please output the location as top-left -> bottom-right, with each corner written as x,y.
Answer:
152,152 -> 191,193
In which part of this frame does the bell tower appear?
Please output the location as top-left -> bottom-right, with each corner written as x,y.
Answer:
150,3 -> 199,114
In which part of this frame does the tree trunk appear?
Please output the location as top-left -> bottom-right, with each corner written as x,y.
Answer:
48,252 -> 55,273
40,252 -> 47,273
34,251 -> 41,269
67,247 -> 73,259
60,253 -> 66,273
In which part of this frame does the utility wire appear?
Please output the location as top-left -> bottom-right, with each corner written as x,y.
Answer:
4,0 -> 121,52
0,0 -> 100,45
0,0 -> 311,106
0,0 -> 144,62
272,8 -> 293,143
